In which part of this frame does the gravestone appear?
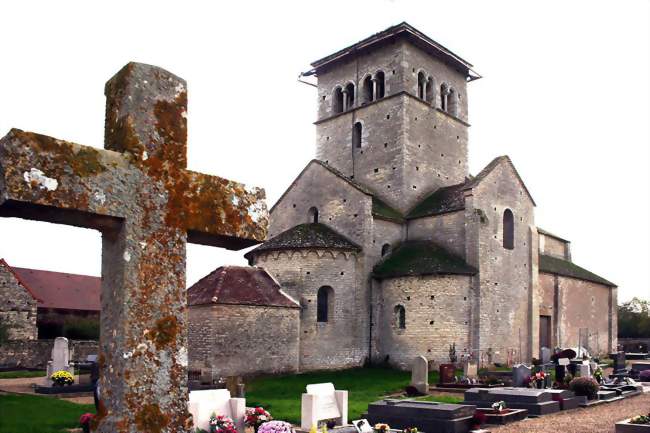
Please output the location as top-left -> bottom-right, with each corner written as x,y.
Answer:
512,364 -> 531,387
301,383 -> 348,430
0,63 -> 268,432
188,389 -> 245,433
410,356 -> 429,394
464,388 -> 561,416
364,399 -> 476,433
579,363 -> 591,378
540,347 -> 551,364
439,363 -> 456,384
464,360 -> 478,379
46,337 -> 74,383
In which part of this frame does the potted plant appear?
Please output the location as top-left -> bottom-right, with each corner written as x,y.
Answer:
79,413 -> 95,433
374,423 -> 390,433
258,421 -> 294,433
245,407 -> 272,433
569,376 -> 599,400
51,370 -> 74,386
201,413 -> 237,433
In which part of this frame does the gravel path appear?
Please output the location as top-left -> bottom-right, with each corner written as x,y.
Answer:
490,392 -> 650,433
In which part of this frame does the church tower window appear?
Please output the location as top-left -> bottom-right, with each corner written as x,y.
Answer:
503,209 -> 514,250
332,87 -> 343,114
353,122 -> 362,148
426,77 -> 435,106
394,305 -> 406,329
317,286 -> 333,322
362,75 -> 373,104
376,71 -> 385,99
344,82 -> 355,110
308,207 -> 319,224
417,72 -> 427,100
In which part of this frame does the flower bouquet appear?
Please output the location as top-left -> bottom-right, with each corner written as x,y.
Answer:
630,414 -> 650,425
258,420 -> 294,433
374,423 -> 390,433
402,427 -> 418,433
491,400 -> 506,413
245,407 -> 272,432
51,370 -> 74,386
79,413 -> 95,433
206,413 -> 237,433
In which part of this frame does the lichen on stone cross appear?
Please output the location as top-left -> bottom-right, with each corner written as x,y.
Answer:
0,62 -> 268,433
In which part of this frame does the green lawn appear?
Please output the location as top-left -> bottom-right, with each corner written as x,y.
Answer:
0,370 -> 46,379
246,366 -> 448,424
0,394 -> 95,433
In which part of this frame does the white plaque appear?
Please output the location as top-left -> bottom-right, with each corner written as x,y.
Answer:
353,419 -> 373,433
558,358 -> 570,366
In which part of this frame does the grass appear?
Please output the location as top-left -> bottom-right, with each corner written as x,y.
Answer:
0,370 -> 45,379
416,394 -> 463,404
0,394 -> 94,433
246,366 -> 449,424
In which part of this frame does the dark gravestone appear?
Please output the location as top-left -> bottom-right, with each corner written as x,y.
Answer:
365,399 -> 475,433
611,352 -> 628,374
463,388 -> 560,416
0,63 -> 268,432
439,364 -> 456,384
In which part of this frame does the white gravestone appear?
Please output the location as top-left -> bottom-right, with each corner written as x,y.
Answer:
579,363 -> 591,378
188,389 -> 245,433
301,382 -> 348,430
464,360 -> 478,379
410,356 -> 429,394
541,347 -> 551,364
46,337 -> 75,385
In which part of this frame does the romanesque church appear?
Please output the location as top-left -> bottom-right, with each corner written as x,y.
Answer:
186,23 -> 618,376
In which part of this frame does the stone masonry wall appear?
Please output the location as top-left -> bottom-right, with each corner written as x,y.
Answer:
188,304 -> 299,376
464,160 -> 537,363
0,262 -> 37,340
539,272 -> 615,355
255,249 -> 366,371
0,339 -> 98,368
539,234 -> 568,259
407,211 -> 466,258
375,274 -> 472,368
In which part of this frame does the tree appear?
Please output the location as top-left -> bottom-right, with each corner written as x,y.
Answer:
618,298 -> 650,338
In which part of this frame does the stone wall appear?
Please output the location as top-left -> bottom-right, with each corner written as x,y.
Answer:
464,159 -> 537,363
539,272 -> 615,355
0,261 -> 37,340
539,233 -> 569,259
255,249 -> 366,371
188,304 -> 299,377
407,211 -> 466,258
0,339 -> 98,368
374,274 -> 472,368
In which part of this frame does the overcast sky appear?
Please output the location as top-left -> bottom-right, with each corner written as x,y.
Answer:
0,0 -> 648,303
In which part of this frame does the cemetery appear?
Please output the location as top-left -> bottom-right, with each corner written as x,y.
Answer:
0,18 -> 648,433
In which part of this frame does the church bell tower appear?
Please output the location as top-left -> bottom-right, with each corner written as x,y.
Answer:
302,23 -> 480,213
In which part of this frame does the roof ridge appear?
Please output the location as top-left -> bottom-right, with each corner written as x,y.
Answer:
465,155 -> 536,206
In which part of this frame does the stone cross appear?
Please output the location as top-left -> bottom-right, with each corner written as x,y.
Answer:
0,63 -> 268,433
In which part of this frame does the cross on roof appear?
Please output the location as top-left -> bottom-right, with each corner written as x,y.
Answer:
0,62 -> 268,433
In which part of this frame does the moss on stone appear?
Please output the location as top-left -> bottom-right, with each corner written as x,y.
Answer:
372,197 -> 404,222
539,254 -> 615,287
373,241 -> 476,279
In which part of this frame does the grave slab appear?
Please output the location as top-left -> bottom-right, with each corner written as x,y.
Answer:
365,399 -> 475,433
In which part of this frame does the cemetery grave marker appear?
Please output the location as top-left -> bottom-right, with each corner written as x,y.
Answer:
410,355 -> 429,394
0,62 -> 268,432
46,336 -> 74,384
301,382 -> 348,430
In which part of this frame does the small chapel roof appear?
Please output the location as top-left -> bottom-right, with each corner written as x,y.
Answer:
187,266 -> 299,308
539,254 -> 616,287
245,223 -> 361,260
373,241 -> 476,279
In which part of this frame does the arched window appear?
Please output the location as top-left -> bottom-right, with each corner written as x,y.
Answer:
417,72 -> 427,99
344,82 -> 355,110
448,88 -> 459,116
503,209 -> 514,250
362,75 -> 373,104
426,77 -> 435,105
394,305 -> 406,329
381,243 -> 391,256
353,122 -> 362,148
308,207 -> 319,224
376,71 -> 385,99
441,83 -> 449,112
332,87 -> 343,114
317,286 -> 334,323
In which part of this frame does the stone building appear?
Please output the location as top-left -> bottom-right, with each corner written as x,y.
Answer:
240,22 -> 617,371
0,259 -> 100,340
187,266 -> 300,376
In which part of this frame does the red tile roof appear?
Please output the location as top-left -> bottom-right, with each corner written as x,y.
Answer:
10,265 -> 101,312
187,266 -> 299,308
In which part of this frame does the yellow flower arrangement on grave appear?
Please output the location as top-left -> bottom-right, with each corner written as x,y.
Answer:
51,370 -> 74,386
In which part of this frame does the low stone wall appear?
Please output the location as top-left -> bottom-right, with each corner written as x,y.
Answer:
0,339 -> 98,369
618,337 -> 650,352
